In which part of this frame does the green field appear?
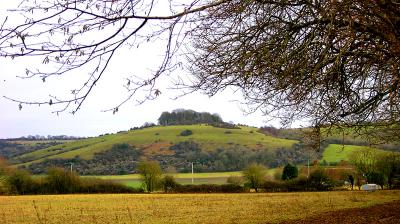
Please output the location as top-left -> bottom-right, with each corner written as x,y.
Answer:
0,191 -> 399,224
87,170 -> 280,188
14,125 -> 298,167
88,172 -> 243,188
320,144 -> 381,164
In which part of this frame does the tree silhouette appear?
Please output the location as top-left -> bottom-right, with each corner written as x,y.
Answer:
1,1 -> 399,140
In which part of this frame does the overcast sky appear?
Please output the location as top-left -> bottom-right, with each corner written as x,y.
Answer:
0,1 -> 286,139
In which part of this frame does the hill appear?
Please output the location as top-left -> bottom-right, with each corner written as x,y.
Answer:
3,123 -> 399,175
7,125 -> 302,174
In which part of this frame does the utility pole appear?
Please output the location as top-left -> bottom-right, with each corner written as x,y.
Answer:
191,162 -> 194,184
70,162 -> 73,173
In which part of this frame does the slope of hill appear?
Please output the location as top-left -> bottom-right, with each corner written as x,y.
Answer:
5,123 -> 399,175
320,144 -> 387,164
14,125 -> 296,162
8,125 -> 300,174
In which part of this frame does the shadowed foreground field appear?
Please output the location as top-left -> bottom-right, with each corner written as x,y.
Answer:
0,191 -> 399,224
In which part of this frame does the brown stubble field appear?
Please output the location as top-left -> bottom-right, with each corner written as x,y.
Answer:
0,190 -> 399,224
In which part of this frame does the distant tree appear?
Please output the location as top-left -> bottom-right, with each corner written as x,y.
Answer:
281,163 -> 298,181
160,175 -> 178,193
243,163 -> 267,192
138,160 -> 162,192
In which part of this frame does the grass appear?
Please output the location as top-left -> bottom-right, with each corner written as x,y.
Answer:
87,170 -> 281,187
14,125 -> 298,166
320,144 -> 381,164
0,191 -> 399,224
86,171 -> 243,188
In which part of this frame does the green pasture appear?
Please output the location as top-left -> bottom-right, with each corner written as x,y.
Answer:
320,144 -> 379,164
87,170 -> 281,187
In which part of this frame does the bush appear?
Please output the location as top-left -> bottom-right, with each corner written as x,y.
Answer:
180,129 -> 193,136
160,175 -> 178,193
46,167 -> 81,194
79,178 -> 141,193
243,163 -> 267,192
308,169 -> 334,191
175,184 -> 245,193
366,171 -> 385,189
281,163 -> 298,180
226,176 -> 244,186
4,167 -> 141,195
6,170 -> 35,195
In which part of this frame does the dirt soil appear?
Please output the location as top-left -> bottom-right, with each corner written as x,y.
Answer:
279,200 -> 400,224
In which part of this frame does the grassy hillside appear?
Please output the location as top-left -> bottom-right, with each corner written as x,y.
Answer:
13,125 -> 298,166
320,144 -> 384,164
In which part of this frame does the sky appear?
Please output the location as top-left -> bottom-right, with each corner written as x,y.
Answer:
0,1 -> 285,139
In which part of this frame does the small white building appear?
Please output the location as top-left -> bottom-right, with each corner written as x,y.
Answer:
361,184 -> 380,191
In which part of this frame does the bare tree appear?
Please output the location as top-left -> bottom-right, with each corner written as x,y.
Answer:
1,1 -> 399,141
0,0 -> 228,114
189,0 -> 400,140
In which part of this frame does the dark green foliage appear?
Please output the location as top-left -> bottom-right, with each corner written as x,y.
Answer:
79,178 -> 142,194
262,177 -> 309,192
174,184 -> 245,193
281,163 -> 298,181
6,170 -> 34,195
366,172 -> 386,189
24,139 -> 316,175
158,109 -> 223,126
160,175 -> 178,193
308,169 -> 334,191
3,168 -> 141,195
0,140 -> 62,160
348,175 -> 355,190
27,143 -> 141,175
168,141 -> 305,173
180,129 -> 193,136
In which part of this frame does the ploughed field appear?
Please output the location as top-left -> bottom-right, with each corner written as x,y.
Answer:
1,190 -> 399,224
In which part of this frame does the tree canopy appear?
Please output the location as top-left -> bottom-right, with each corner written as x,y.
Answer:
0,0 -> 399,140
158,109 -> 222,126
137,160 -> 162,192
